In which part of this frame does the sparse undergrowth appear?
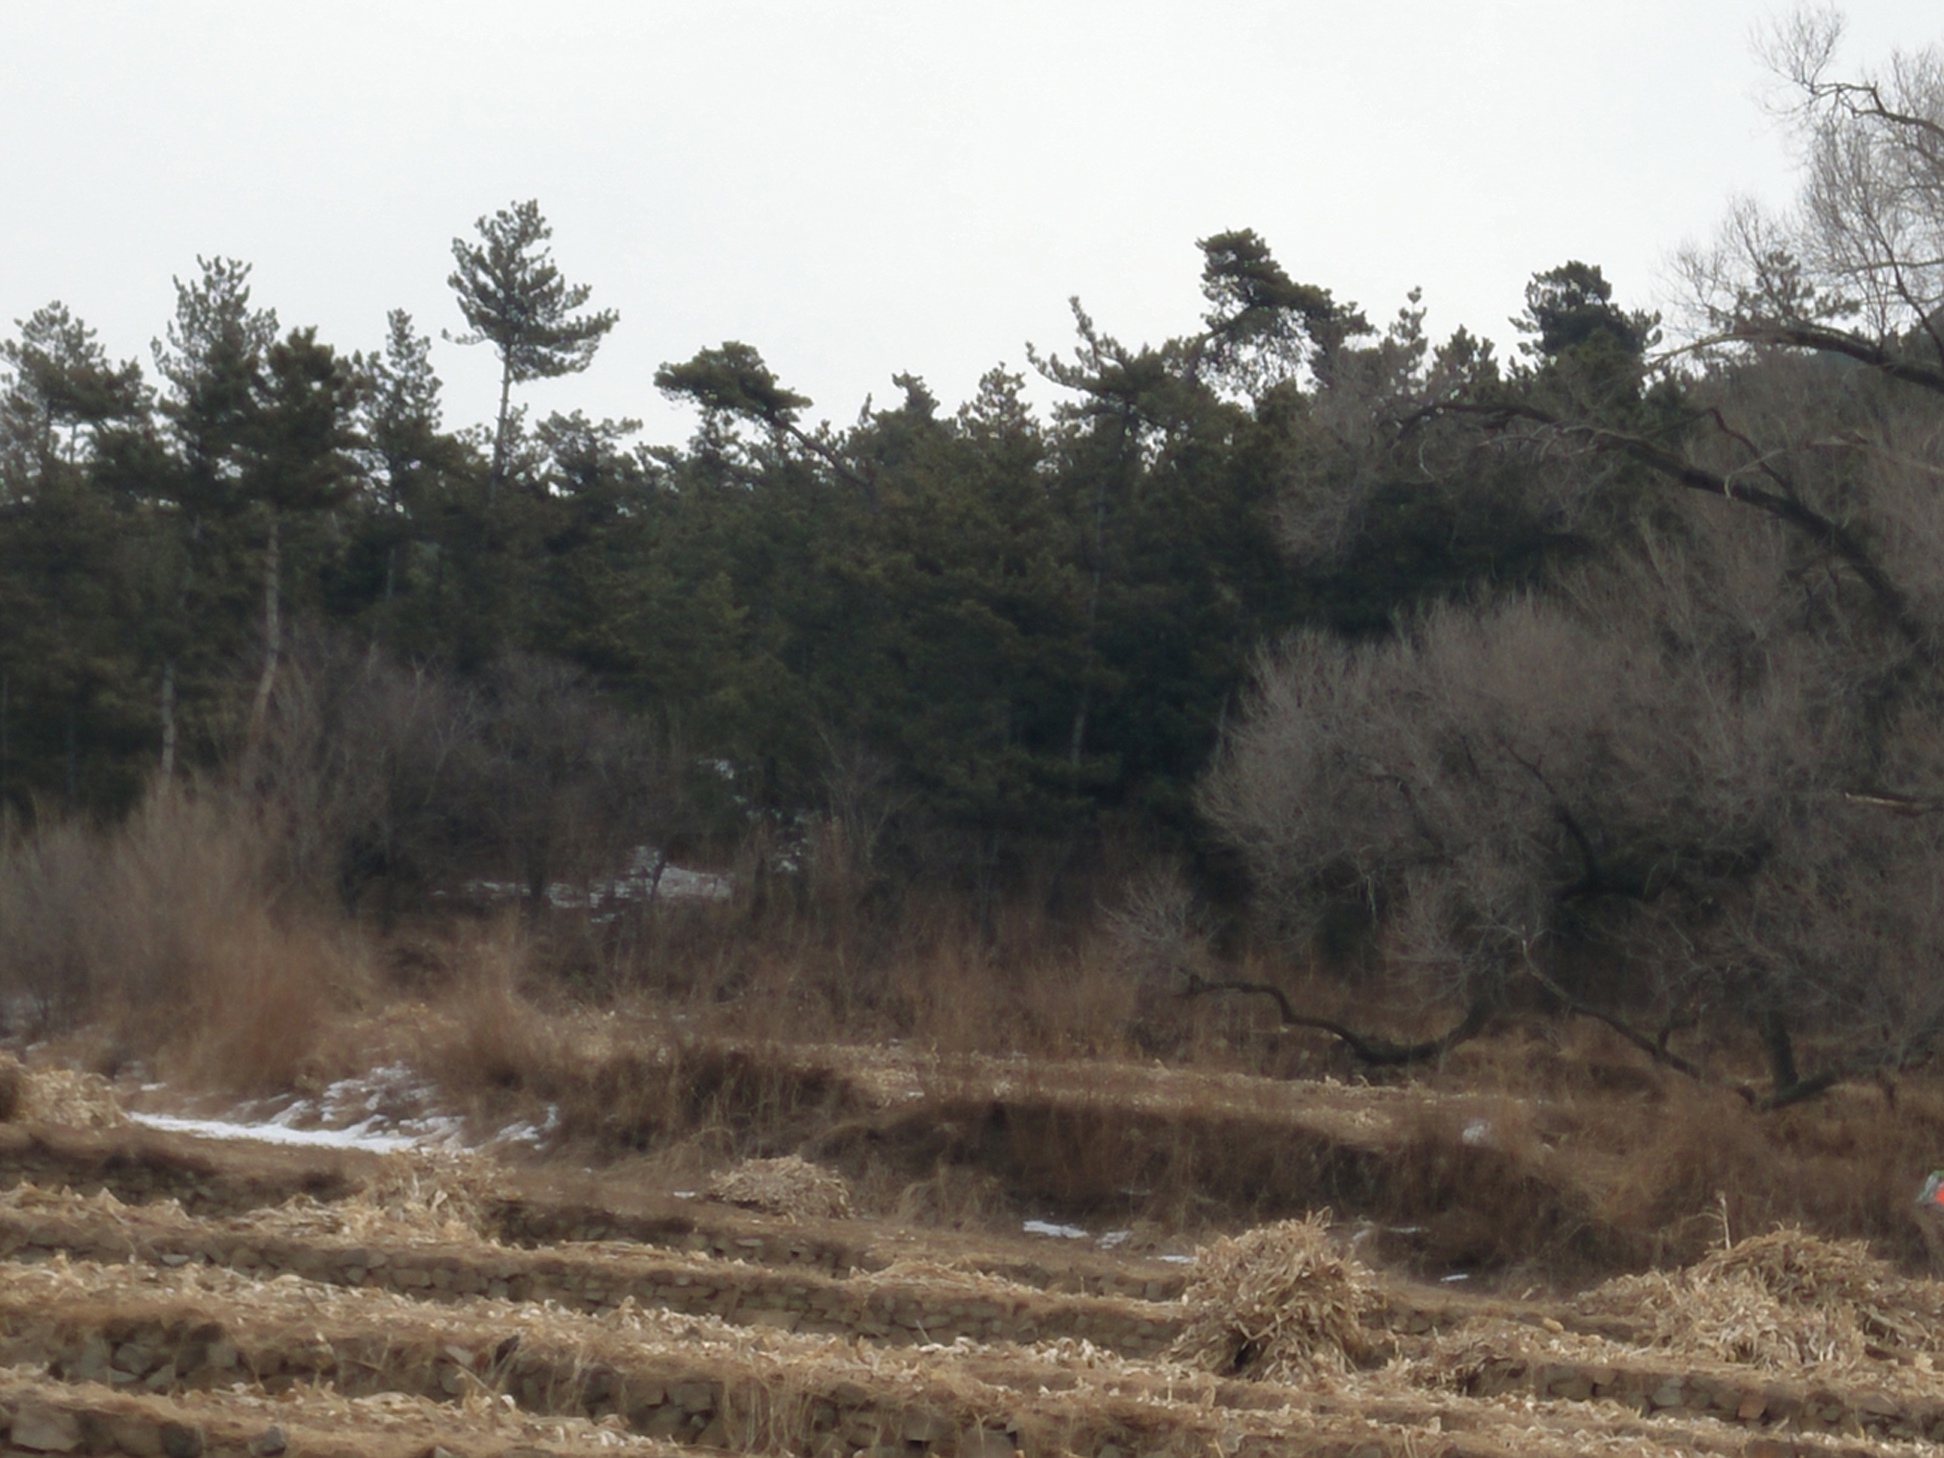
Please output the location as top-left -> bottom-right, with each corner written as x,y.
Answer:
6,790 -> 1944,1293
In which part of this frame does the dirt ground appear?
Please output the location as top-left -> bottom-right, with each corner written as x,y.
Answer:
4,1032 -> 1944,1458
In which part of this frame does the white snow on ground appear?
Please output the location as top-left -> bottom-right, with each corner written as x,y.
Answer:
456,845 -> 732,922
124,1061 -> 551,1154
126,1111 -> 429,1152
1023,1219 -> 1089,1240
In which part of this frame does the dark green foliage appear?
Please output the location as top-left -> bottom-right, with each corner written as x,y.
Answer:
1515,261 -> 1658,361
0,221 -> 1678,916
656,342 -> 812,427
448,200 -> 617,480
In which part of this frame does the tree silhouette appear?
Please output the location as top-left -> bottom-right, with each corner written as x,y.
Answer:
447,200 -> 616,489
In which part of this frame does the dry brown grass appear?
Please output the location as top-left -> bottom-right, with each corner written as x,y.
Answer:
17,793 -> 1944,1293
0,786 -> 374,1094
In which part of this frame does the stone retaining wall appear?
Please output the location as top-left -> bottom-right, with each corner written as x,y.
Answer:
0,1210 -> 1178,1358
1465,1353 -> 1944,1444
0,1301 -> 1234,1458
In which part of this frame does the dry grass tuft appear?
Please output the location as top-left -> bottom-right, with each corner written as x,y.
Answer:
705,1154 -> 853,1220
159,914 -> 368,1096
1580,1224 -> 1944,1371
891,1164 -> 1012,1228
11,1062 -> 128,1130
1167,1213 -> 1380,1382
414,927 -> 566,1108
0,786 -> 374,1094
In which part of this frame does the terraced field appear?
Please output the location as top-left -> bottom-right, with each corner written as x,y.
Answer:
2,1051 -> 1942,1458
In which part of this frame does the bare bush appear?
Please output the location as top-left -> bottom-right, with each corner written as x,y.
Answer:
1205,506 -> 1944,1102
0,785 -> 364,1087
477,651 -> 686,912
243,635 -> 693,925
1103,860 -> 1210,989
242,630 -> 487,916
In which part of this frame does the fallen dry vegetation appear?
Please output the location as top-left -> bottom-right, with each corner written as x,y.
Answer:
6,1005 -> 1944,1458
7,795 -> 1944,1457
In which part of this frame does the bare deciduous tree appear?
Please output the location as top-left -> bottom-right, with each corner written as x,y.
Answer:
1682,9 -> 1944,386
1205,492 -> 1944,1103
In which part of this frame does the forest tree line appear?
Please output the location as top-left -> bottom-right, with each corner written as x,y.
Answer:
3,10 -> 1943,1098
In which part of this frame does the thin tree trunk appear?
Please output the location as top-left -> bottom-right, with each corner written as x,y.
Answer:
490,358 -> 513,503
247,512 -> 282,741
63,701 -> 78,809
1068,471 -> 1109,770
159,661 -> 177,780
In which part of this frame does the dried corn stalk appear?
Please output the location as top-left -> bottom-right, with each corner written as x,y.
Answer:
1167,1213 -> 1378,1382
348,1149 -> 500,1240
1580,1224 -> 1944,1373
15,1064 -> 127,1129
705,1156 -> 852,1221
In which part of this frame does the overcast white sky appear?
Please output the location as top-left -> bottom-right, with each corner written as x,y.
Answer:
4,3 -> 1940,447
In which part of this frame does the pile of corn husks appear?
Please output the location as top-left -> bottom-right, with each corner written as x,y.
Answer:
0,1056 -> 127,1130
1580,1225 -> 1944,1373
705,1155 -> 852,1220
347,1148 -> 502,1240
1167,1212 -> 1379,1382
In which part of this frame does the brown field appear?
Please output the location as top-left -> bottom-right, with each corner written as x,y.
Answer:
6,968 -> 1944,1458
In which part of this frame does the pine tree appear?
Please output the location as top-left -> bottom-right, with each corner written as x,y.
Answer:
447,201 -> 616,489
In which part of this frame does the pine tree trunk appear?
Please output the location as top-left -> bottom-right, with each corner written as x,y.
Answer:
158,661 -> 177,779
490,358 -> 514,503
248,511 -> 282,741
64,701 -> 78,809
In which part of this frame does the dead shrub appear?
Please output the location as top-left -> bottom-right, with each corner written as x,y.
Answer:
0,785 -> 369,1092
1103,860 -> 1210,989
415,928 -> 565,1109
1204,528 -> 1944,1107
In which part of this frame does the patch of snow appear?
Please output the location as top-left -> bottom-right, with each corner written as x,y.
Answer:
1159,1254 -> 1194,1265
1023,1219 -> 1088,1240
130,1061 -> 469,1154
451,846 -> 733,922
1461,1119 -> 1492,1146
492,1103 -> 560,1147
1440,1272 -> 1471,1283
1097,1229 -> 1133,1249
127,1112 -> 434,1153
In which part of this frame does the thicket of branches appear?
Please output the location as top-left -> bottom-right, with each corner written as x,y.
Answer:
1207,10 -> 1944,1105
